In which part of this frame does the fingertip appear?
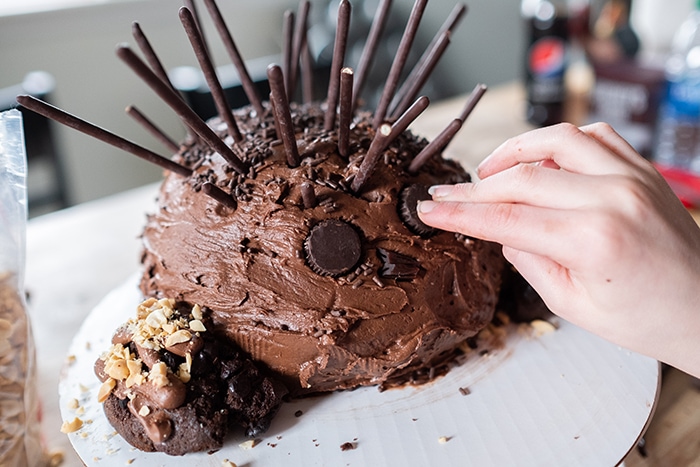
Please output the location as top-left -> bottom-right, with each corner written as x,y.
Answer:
427,185 -> 454,199
416,200 -> 437,215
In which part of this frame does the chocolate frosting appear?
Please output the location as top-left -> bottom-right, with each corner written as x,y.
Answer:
140,102 -> 505,394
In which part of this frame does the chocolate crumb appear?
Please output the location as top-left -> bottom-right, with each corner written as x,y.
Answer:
294,410 -> 303,417
458,386 -> 471,396
340,441 -> 356,451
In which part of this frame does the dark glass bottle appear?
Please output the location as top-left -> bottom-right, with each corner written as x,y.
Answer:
523,0 -> 569,127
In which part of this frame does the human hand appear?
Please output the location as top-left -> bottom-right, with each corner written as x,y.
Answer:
418,122 -> 700,377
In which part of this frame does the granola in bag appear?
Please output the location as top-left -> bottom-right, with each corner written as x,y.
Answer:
0,109 -> 47,466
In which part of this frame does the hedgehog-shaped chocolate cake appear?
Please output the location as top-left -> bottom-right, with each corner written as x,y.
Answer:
20,0 -> 506,456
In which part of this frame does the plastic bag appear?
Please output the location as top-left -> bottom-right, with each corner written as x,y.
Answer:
0,109 -> 46,466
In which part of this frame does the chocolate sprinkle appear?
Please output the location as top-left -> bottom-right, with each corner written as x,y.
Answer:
304,220 -> 362,276
398,184 -> 437,236
300,182 -> 317,209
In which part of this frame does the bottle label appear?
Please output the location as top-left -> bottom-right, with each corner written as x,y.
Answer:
654,78 -> 700,170
666,79 -> 700,117
527,36 -> 566,103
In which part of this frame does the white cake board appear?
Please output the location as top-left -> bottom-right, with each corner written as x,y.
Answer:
59,274 -> 659,466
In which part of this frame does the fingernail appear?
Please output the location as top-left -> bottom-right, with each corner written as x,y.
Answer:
417,200 -> 437,214
428,185 -> 453,198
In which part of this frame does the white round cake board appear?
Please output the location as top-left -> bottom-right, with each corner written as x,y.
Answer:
59,274 -> 659,466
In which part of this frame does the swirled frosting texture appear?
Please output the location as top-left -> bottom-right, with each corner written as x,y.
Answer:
140,102 -> 504,394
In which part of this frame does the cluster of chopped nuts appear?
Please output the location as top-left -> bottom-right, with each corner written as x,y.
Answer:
0,272 -> 47,466
97,297 -> 207,403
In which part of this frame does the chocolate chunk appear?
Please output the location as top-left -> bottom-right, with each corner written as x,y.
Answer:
304,220 -> 362,276
377,248 -> 422,280
398,184 -> 437,236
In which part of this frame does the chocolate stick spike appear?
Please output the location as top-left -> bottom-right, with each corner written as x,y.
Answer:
338,67 -> 354,158
267,64 -> 300,167
352,0 -> 392,111
301,33 -> 315,104
202,0 -> 264,116
202,182 -> 237,210
301,182 -> 317,209
372,0 -> 428,128
389,31 -> 450,119
351,123 -> 393,193
323,0 -> 352,131
459,83 -> 488,121
282,10 -> 295,96
17,95 -> 192,177
269,92 -> 283,140
132,22 -> 179,95
180,6 -> 243,143
184,0 -> 211,60
389,95 -> 429,140
126,105 -> 180,153
408,118 -> 463,173
289,0 -> 311,97
116,44 -> 248,175
391,3 -> 467,110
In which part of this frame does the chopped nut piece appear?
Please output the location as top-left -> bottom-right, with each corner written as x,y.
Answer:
165,329 -> 192,347
221,459 -> 237,467
138,404 -> 151,417
66,398 -> 80,410
105,357 -> 129,381
239,439 -> 260,450
530,319 -> 557,336
191,304 -> 203,320
145,309 -> 167,329
97,378 -> 116,403
148,362 -> 170,388
189,319 -> 206,332
177,363 -> 191,383
438,436 -> 451,444
60,417 -> 84,433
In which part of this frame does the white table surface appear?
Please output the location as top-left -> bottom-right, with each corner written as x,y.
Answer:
24,84 -> 548,466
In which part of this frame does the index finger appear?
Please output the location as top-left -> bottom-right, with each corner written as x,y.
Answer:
477,123 -> 635,179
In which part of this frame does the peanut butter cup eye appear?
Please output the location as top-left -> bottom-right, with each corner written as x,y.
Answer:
399,184 -> 436,236
304,220 -> 362,276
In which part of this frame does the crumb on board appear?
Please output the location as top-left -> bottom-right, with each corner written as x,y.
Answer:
239,439 -> 260,450
340,441 -> 357,451
60,417 -> 83,433
438,436 -> 452,444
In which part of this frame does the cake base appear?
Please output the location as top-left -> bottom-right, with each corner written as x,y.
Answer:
59,274 -> 659,465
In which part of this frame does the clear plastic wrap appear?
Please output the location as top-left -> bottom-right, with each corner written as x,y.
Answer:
0,109 -> 46,466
